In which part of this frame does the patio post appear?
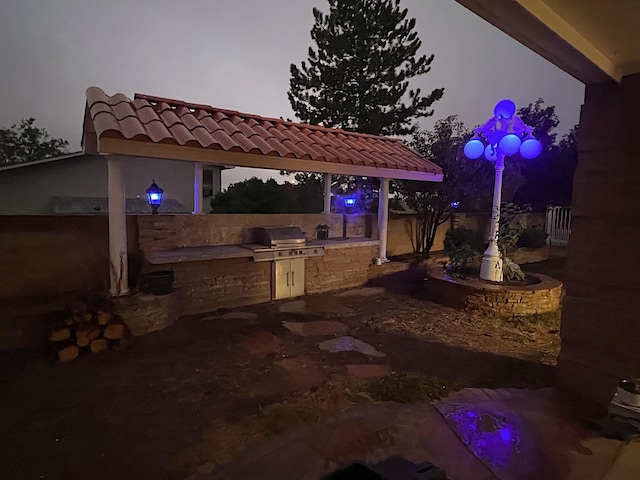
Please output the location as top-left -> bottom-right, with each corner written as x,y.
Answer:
323,173 -> 332,213
107,155 -> 129,296
377,178 -> 390,262
193,162 -> 203,214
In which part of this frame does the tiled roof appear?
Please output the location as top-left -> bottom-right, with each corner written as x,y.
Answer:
84,87 -> 442,179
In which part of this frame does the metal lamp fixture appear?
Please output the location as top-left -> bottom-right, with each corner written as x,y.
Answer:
145,180 -> 164,215
463,99 -> 542,282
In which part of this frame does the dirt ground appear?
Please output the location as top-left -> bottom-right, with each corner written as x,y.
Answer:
0,258 -> 562,480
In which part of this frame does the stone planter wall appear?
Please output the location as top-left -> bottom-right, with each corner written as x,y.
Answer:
426,267 -> 563,318
114,290 -> 181,336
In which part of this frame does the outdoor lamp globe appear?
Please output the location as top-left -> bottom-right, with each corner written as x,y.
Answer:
494,99 -> 516,119
464,138 -> 485,159
498,133 -> 522,155
520,137 -> 543,159
484,144 -> 498,161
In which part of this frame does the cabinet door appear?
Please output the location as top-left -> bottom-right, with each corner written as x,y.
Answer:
274,260 -> 291,300
289,258 -> 305,298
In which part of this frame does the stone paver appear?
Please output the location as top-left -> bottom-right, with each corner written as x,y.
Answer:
278,297 -> 353,314
319,336 -> 386,358
334,287 -> 386,297
275,355 -> 327,391
346,364 -> 391,379
240,331 -> 282,359
282,320 -> 348,337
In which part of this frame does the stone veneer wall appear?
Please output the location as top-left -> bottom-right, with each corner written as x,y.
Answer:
556,72 -> 640,407
114,290 -> 180,336
138,213 -> 345,251
426,268 -> 563,317
306,245 -> 378,294
170,257 -> 271,316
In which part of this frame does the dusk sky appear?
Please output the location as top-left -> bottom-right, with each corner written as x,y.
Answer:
0,0 -> 585,189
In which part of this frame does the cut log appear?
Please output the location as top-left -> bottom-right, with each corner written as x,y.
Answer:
104,323 -> 125,340
76,336 -> 90,348
65,318 -> 74,326
97,312 -> 112,326
87,329 -> 101,341
58,344 -> 79,363
83,313 -> 93,323
50,328 -> 71,342
90,338 -> 109,353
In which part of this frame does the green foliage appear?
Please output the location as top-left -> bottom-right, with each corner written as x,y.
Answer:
210,177 -> 322,213
443,227 -> 485,273
498,202 -> 531,256
366,372 -> 460,403
517,227 -> 547,248
396,116 -> 493,256
288,0 -> 443,136
502,257 -> 525,282
0,118 -> 68,165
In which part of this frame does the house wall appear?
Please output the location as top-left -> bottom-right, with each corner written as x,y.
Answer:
556,72 -> 640,407
0,155 -> 223,215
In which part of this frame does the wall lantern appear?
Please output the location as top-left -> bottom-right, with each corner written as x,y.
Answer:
146,180 -> 164,215
344,197 -> 356,208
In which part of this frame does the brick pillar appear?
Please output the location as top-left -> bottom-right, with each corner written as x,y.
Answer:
556,72 -> 640,407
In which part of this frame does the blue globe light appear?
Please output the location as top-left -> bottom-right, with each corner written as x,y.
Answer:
498,134 -> 522,155
520,138 -> 542,159
494,99 -> 516,119
484,144 -> 497,161
464,139 -> 485,159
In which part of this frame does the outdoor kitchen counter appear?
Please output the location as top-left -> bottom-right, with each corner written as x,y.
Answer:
308,237 -> 379,249
146,245 -> 254,265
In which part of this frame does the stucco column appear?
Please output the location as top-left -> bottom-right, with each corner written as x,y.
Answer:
323,173 -> 332,214
107,156 -> 129,296
193,162 -> 204,214
377,178 -> 390,262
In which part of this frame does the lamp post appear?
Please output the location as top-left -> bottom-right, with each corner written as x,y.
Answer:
146,180 -> 164,215
464,99 -> 542,282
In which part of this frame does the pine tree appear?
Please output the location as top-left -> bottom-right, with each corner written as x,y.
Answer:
288,0 -> 444,136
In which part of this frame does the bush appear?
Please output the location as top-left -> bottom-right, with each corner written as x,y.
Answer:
444,227 -> 485,272
517,227 -> 548,248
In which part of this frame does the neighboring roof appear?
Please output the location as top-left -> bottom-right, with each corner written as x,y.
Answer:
0,152 -> 89,172
83,87 -> 443,182
49,196 -> 190,215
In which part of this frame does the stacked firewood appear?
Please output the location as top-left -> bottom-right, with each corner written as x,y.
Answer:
48,300 -> 132,363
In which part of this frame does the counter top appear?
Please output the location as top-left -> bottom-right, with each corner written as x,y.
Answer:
146,237 -> 379,264
309,237 -> 379,249
146,245 -> 254,264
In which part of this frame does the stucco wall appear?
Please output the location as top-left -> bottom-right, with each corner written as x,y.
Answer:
0,155 -> 223,215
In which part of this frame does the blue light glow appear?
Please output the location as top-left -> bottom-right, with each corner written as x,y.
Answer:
519,137 -> 543,159
494,99 -> 516,119
150,193 -> 160,201
344,197 -> 356,207
440,407 -> 522,468
464,138 -> 485,159
484,144 -> 498,161
498,134 -> 522,155
451,201 -> 460,209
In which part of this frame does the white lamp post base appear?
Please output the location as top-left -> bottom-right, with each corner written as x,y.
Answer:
480,251 -> 503,282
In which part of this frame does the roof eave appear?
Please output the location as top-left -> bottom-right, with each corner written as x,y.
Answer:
98,137 -> 443,182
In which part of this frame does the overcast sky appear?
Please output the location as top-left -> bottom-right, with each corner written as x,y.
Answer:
0,0 -> 585,189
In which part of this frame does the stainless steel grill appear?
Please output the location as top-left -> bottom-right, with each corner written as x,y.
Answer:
250,226 -> 324,262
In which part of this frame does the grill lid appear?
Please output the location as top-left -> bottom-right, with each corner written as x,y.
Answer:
255,226 -> 306,246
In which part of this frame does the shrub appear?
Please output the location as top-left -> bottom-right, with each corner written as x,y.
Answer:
503,257 -> 525,282
444,227 -> 485,272
517,227 -> 548,248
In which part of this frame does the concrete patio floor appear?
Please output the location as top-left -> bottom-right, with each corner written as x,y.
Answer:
188,386 -> 639,480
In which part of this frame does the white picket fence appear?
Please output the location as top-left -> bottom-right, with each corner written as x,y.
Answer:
545,206 -> 571,246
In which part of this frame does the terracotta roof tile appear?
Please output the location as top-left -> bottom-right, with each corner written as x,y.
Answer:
84,87 -> 442,178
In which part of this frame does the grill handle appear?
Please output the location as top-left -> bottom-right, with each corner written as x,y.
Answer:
286,271 -> 290,287
292,271 -> 295,286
